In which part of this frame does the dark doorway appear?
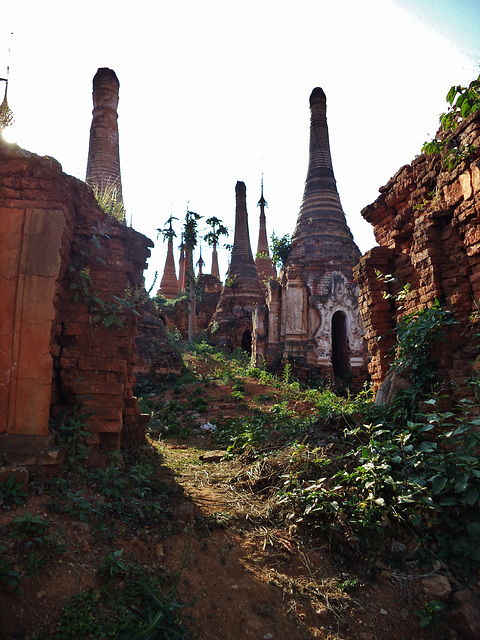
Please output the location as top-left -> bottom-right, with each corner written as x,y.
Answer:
331,311 -> 349,379
241,329 -> 252,354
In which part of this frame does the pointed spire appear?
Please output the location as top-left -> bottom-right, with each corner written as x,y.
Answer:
289,88 -> 360,269
86,68 -> 123,204
197,250 -> 204,276
255,177 -> 276,284
210,244 -> 220,280
158,237 -> 180,298
229,181 -> 258,280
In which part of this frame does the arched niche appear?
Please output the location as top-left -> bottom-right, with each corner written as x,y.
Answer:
331,310 -> 350,380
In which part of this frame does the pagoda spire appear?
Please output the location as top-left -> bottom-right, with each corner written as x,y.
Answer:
197,250 -> 204,276
288,87 -> 360,270
86,68 -> 123,204
229,181 -> 258,279
254,177 -> 276,285
157,220 -> 180,299
210,245 -> 220,280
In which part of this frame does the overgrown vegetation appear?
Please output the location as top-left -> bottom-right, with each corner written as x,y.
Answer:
3,293 -> 480,636
422,73 -> 480,169
90,183 -> 126,224
270,233 -> 292,270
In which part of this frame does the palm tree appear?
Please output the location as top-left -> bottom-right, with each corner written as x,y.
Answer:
183,210 -> 202,341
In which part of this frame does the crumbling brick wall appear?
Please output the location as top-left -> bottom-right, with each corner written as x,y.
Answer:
354,113 -> 480,393
0,140 -> 152,463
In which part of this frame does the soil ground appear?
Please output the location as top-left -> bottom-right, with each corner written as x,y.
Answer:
0,351 -> 475,639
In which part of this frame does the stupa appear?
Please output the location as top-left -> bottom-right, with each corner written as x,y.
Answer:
208,181 -> 265,352
253,88 -> 366,385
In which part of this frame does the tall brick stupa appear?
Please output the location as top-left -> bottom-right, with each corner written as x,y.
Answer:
86,68 -> 123,203
158,236 -> 180,299
208,181 -> 264,351
253,88 -> 366,385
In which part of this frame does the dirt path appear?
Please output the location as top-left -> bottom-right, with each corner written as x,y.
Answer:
0,351 -> 462,639
157,439 -> 438,640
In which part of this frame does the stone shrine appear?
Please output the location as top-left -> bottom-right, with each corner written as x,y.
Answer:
209,181 -> 265,351
253,88 -> 366,385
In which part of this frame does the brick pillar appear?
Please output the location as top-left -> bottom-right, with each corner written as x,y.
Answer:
86,68 -> 123,203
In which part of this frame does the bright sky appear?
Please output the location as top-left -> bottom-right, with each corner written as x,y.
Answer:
2,0 -> 479,289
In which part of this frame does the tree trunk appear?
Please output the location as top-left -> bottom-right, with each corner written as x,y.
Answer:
186,248 -> 196,341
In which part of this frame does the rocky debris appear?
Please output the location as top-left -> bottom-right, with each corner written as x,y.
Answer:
449,590 -> 480,640
199,450 -> 226,463
0,466 -> 29,491
421,575 -> 452,601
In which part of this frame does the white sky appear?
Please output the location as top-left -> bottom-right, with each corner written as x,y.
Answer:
2,0 -> 479,289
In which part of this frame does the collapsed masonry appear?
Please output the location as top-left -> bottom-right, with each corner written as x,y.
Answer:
354,112 -> 480,395
253,88 -> 367,386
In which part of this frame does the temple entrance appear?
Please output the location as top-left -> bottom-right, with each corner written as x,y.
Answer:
241,329 -> 252,354
331,311 -> 349,379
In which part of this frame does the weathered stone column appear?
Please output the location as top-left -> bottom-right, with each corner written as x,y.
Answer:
86,68 -> 123,202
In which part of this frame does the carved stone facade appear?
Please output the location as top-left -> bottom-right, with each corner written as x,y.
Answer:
354,112 -> 480,394
253,89 -> 366,386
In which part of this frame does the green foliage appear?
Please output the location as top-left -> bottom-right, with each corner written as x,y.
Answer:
0,547 -> 20,590
204,216 -> 228,248
270,233 -> 292,270
392,300 -> 457,390
98,549 -> 128,581
90,183 -> 126,224
441,76 -> 480,129
63,490 -> 95,522
414,600 -> 446,629
182,209 -> 201,250
70,266 -> 145,329
422,73 -> 480,170
53,406 -> 92,469
279,393 -> 480,571
1,513 -> 65,587
51,570 -> 191,640
53,590 -> 113,639
0,475 -> 28,507
158,215 -> 178,243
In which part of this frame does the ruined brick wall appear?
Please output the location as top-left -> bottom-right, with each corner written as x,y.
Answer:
0,140 -> 152,462
134,300 -> 183,387
354,113 -> 480,392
